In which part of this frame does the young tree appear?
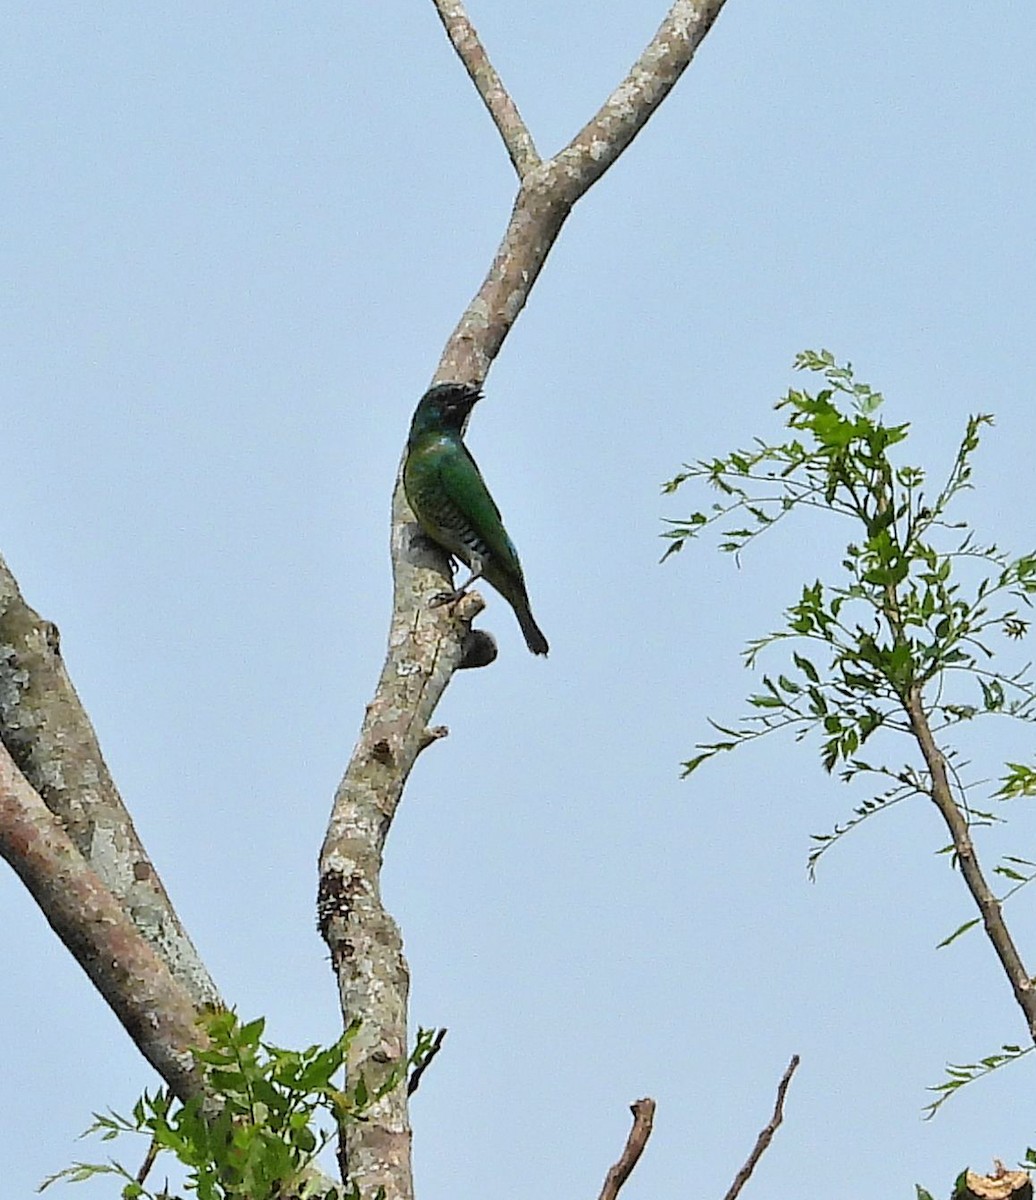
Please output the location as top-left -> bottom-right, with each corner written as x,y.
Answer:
663,351 -> 1036,1198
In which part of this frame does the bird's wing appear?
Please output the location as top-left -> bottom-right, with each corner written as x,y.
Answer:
432,441 -> 525,580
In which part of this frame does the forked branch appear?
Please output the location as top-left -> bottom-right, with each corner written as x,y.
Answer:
434,0 -> 728,385
319,3 -> 730,1198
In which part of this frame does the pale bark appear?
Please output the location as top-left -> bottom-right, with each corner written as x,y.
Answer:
0,553 -> 220,1012
431,0 -> 540,178
0,739 -> 203,1098
318,2 -> 730,1197
436,0 -> 729,387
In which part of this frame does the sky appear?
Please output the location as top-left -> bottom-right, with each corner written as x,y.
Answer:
3,2 -> 1036,1197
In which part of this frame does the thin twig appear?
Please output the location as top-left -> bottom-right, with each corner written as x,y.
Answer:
597,1098 -> 656,1200
407,1028 -> 447,1097
136,1137 -> 160,1185
431,0 -> 540,178
722,1055 -> 800,1200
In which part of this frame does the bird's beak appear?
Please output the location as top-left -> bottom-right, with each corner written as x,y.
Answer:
454,385 -> 482,414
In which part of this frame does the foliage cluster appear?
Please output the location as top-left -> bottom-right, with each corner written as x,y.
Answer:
43,1011 -> 440,1200
664,350 -> 1036,872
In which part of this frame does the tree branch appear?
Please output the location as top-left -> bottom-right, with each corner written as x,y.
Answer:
0,740 -> 203,1098
0,553 -> 221,1012
560,0 -> 728,195
320,5 -> 731,1196
597,1098 -> 656,1200
905,688 -> 1036,1040
0,566 -> 342,1198
435,0 -> 728,385
318,509 -> 486,1197
721,1055 -> 799,1200
431,0 -> 540,178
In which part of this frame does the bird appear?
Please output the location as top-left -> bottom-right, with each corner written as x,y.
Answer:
403,382 -> 549,656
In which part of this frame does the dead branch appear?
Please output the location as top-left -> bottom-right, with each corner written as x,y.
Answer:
722,1055 -> 800,1200
597,1098 -> 656,1200
319,4 -> 730,1197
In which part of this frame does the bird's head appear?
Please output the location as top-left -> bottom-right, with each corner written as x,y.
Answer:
409,382 -> 482,439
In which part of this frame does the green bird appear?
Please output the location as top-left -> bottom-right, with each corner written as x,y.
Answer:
403,382 -> 549,656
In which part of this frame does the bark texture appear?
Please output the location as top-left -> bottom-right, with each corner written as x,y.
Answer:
597,1099 -> 656,1200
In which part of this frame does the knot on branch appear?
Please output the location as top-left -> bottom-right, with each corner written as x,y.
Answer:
316,868 -> 357,946
370,739 -> 393,765
418,725 -> 449,752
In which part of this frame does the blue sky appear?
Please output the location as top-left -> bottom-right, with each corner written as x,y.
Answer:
4,3 -> 1036,1196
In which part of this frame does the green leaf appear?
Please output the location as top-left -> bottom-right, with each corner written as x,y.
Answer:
239,1016 -> 267,1046
935,918 -> 979,948
680,753 -> 712,775
793,653 -> 820,683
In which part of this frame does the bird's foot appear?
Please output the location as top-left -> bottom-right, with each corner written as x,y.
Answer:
429,588 -> 466,609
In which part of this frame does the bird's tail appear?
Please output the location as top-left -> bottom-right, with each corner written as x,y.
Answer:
515,600 -> 549,657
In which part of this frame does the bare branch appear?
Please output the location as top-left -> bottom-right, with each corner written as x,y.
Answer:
322,6 -> 731,1196
597,1098 -> 656,1200
136,1138 -> 160,1187
561,0 -> 727,194
0,740 -> 203,1098
431,0 -> 540,178
318,499 -> 485,1195
722,1055 -> 800,1200
0,553 -> 221,1012
435,0 -> 729,385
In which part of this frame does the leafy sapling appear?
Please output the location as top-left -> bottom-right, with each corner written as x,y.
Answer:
662,350 -> 1036,1082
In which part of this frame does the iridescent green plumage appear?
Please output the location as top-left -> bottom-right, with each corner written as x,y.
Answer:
403,382 -> 549,656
